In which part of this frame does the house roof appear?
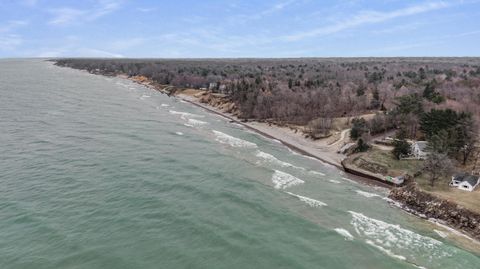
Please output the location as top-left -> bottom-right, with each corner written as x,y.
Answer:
452,173 -> 467,181
415,141 -> 428,151
462,175 -> 479,186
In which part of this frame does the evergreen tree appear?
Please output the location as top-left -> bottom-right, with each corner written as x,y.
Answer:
392,129 -> 411,159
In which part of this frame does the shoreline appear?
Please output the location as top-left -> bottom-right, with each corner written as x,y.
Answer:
52,65 -> 480,249
178,95 -> 397,189
177,92 -> 480,246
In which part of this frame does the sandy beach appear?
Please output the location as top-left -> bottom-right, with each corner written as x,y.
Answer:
177,93 -> 348,168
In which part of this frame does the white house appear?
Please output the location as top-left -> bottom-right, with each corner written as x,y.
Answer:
449,174 -> 480,192
411,141 -> 429,159
449,173 -> 466,187
458,175 -> 480,192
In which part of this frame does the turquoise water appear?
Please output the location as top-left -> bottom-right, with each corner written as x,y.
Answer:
1,60 -> 479,269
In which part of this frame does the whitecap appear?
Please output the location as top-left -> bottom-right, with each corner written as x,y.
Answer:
349,211 -> 446,261
169,110 -> 204,118
175,132 -> 184,136
355,190 -> 381,198
184,123 -> 195,127
161,103 -> 170,107
334,228 -> 354,240
187,118 -> 208,126
271,170 -> 304,189
285,192 -> 326,207
342,177 -> 358,184
365,240 -> 407,261
255,151 -> 302,169
212,130 -> 257,148
309,171 -> 325,176
329,179 -> 341,184
382,197 -> 404,208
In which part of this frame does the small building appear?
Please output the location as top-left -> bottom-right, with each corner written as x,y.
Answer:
458,175 -> 480,192
449,173 -> 467,187
449,174 -> 479,192
411,141 -> 429,159
208,82 -> 217,90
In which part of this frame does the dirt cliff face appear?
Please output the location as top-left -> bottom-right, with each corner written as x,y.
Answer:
389,183 -> 480,240
198,92 -> 238,115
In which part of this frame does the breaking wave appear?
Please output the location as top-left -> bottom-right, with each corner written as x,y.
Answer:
271,170 -> 304,189
349,211 -> 448,262
187,118 -> 208,126
334,228 -> 354,240
309,171 -> 325,176
255,151 -> 302,169
365,240 -> 407,261
355,190 -> 382,198
285,192 -> 326,207
212,130 -> 257,148
169,110 -> 204,118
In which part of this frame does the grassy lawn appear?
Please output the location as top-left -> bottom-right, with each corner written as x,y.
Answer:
355,147 -> 423,177
416,174 -> 480,213
357,148 -> 480,213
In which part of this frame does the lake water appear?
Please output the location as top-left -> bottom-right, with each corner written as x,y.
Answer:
1,59 -> 479,268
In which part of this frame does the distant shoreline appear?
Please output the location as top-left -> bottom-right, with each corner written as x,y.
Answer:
52,63 -> 480,249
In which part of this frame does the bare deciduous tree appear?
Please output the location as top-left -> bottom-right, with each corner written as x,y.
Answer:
423,152 -> 454,187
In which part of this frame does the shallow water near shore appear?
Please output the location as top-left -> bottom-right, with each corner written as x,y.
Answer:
1,59 -> 479,269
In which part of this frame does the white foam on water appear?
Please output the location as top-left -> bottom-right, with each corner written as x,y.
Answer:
255,151 -> 302,169
161,103 -> 170,107
285,191 -> 326,207
212,130 -> 257,148
349,211 -> 448,262
183,123 -> 194,128
342,177 -> 358,184
169,110 -> 204,118
334,228 -> 354,240
139,94 -> 151,100
382,197 -> 404,208
365,240 -> 407,261
287,147 -> 301,156
179,100 -> 187,103
175,132 -> 184,136
355,190 -> 382,198
187,118 -> 208,126
329,179 -> 341,184
271,170 -> 304,189
309,171 -> 325,176
433,229 -> 448,238
428,218 -> 479,244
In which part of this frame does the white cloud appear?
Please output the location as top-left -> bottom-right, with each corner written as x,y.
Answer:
48,8 -> 85,25
283,1 -> 451,41
48,0 -> 123,26
0,20 -> 29,33
230,0 -> 297,23
137,7 -> 157,12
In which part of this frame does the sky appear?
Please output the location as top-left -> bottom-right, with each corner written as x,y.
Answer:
0,0 -> 479,58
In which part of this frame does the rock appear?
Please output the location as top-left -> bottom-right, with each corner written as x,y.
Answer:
389,183 -> 480,240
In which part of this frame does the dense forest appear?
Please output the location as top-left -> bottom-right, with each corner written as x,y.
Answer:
54,58 -> 480,153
